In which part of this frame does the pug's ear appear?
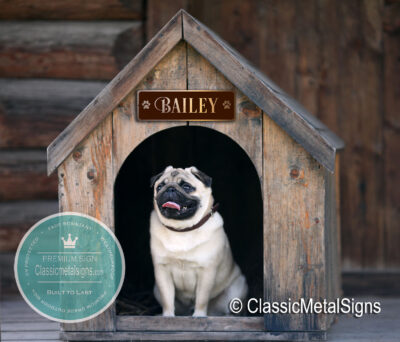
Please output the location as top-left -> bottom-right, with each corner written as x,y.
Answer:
150,166 -> 173,188
150,172 -> 163,188
190,167 -> 212,187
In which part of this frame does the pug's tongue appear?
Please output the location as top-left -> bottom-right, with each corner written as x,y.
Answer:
162,201 -> 181,210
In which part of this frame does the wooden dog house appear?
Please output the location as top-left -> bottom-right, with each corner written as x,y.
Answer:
47,10 -> 344,341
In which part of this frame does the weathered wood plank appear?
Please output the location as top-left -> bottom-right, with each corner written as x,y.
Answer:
61,330 -> 326,341
0,79 -> 105,148
338,0 -> 384,270
317,0 -> 341,132
1,316 -> 53,323
0,0 -> 142,20
47,11 -> 182,175
146,0 -> 188,39
324,157 -> 341,328
182,10 -> 343,173
1,331 -> 61,340
263,116 -> 327,331
187,45 -> 262,178
335,155 -> 342,294
383,1 -> 400,268
0,201 -> 58,252
0,21 -> 142,79
117,316 -> 264,332
342,272 -> 400,296
295,0 -> 319,116
146,0 -> 263,71
0,150 -> 57,201
188,1 -> 261,66
258,0 -> 297,97
1,322 -> 59,331
112,41 -> 187,176
58,115 -> 114,332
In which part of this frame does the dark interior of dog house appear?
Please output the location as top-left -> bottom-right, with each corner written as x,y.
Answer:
114,126 -> 263,316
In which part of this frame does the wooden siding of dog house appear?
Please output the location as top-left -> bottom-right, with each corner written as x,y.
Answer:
51,10 -> 342,338
58,44 -> 337,340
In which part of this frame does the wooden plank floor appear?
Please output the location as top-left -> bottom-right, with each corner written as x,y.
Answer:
1,295 -> 399,341
0,295 -> 60,341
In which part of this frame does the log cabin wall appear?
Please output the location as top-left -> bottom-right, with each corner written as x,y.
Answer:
0,1 -> 399,294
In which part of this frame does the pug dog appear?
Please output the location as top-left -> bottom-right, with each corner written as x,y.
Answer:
149,166 -> 248,317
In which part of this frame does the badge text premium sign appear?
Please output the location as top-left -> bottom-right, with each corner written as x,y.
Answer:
137,90 -> 235,121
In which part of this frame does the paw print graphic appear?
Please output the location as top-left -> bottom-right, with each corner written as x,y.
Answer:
142,100 -> 151,109
222,100 -> 231,110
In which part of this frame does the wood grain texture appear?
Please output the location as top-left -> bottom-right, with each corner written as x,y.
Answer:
295,0 -> 319,116
383,1 -> 400,268
338,0 -> 385,270
317,0 -> 341,132
335,155 -> 342,290
0,150 -> 57,201
117,316 -> 264,331
58,116 -> 114,332
263,116 -> 328,331
0,0 -> 142,20
324,159 -> 341,328
47,11 -> 182,175
258,0 -> 297,98
182,10 -> 343,173
0,21 -> 142,80
146,0 -> 188,39
0,201 -> 58,252
187,45 -> 263,178
166,0 -> 400,271
61,330 -> 326,341
112,41 -> 187,177
0,79 -> 105,148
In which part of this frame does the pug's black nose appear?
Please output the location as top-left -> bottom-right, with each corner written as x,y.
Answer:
166,187 -> 176,193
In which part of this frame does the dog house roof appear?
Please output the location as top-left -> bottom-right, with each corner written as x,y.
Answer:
47,10 -> 344,175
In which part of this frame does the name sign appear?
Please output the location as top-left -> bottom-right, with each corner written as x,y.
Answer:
137,90 -> 235,121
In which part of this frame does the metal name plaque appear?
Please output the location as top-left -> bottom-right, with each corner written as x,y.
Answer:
137,90 -> 235,121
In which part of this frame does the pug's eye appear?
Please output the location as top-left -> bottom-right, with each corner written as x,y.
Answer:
181,182 -> 194,193
156,182 -> 164,192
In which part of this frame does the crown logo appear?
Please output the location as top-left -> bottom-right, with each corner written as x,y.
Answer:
61,233 -> 78,249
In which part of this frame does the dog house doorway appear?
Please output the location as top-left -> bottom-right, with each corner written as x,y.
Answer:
114,126 -> 263,316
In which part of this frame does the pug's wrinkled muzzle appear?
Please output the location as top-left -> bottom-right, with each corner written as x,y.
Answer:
157,186 -> 199,220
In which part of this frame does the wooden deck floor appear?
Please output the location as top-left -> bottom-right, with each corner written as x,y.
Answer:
1,295 -> 60,341
1,295 -> 399,341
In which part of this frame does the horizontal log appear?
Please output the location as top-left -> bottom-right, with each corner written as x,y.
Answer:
0,200 -> 59,252
0,150 -> 57,201
0,0 -> 142,20
0,79 -> 106,147
0,21 -> 143,79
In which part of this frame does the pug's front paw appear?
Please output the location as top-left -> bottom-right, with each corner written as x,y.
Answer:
162,310 -> 175,317
193,309 -> 207,317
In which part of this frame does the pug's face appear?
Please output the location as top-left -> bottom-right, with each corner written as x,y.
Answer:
151,166 -> 213,225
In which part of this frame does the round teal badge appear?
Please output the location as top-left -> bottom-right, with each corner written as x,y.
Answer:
14,212 -> 125,323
